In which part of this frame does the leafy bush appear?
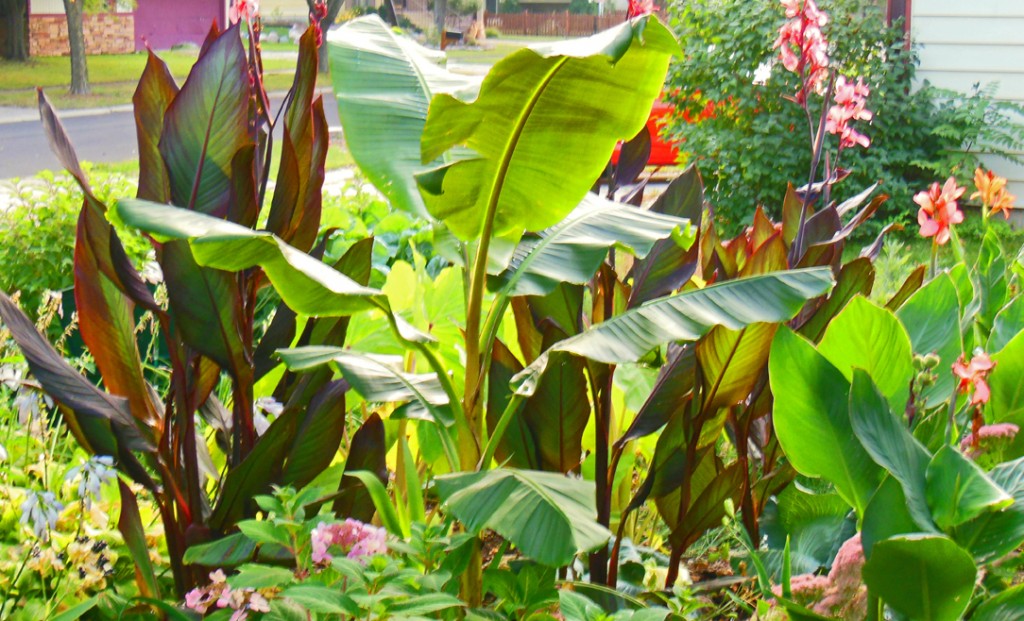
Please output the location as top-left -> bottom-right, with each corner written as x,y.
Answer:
663,0 -> 1024,235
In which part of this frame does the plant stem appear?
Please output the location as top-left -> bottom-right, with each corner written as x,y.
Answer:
929,239 -> 938,280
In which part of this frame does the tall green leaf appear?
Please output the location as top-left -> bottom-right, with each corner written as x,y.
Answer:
896,273 -> 962,407
817,296 -> 914,413
435,469 -> 611,567
514,268 -> 833,395
954,456 -> 1024,561
925,445 -> 1011,531
327,15 -> 481,219
862,535 -> 976,621
989,330 -> 1024,458
770,328 -> 881,514
417,17 -> 678,241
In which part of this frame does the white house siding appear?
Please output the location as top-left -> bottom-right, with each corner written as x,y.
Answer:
911,0 -> 1024,209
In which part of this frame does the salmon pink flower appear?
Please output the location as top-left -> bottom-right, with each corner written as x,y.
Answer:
915,177 -> 965,245
826,76 -> 871,149
953,351 -> 995,406
627,0 -> 656,18
774,0 -> 830,104
229,0 -> 258,24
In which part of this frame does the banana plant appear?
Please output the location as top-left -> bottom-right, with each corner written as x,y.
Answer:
0,21 -> 390,596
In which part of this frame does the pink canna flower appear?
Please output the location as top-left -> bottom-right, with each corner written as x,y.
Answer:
773,0 -> 830,104
953,351 -> 995,405
627,0 -> 657,18
229,0 -> 259,24
915,177 -> 966,245
826,76 -> 871,149
961,423 -> 1018,456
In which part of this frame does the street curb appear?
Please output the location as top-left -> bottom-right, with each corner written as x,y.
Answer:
0,89 -> 331,126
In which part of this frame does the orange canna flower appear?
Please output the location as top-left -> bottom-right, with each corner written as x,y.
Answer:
990,188 -> 1016,219
972,168 -> 1007,207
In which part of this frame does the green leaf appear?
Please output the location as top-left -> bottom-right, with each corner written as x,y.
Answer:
117,481 -> 161,599
418,17 -> 678,241
954,455 -> 1024,561
926,444 -> 1012,531
114,199 -> 382,317
896,273 -> 962,406
281,584 -> 360,616
343,470 -> 406,537
988,294 -> 1024,353
237,520 -> 293,548
386,593 -> 465,616
515,268 -> 834,396
627,165 -> 704,307
817,296 -> 914,413
278,347 -> 451,426
760,486 -> 855,576
849,369 -> 935,530
493,192 -> 691,297
50,597 -> 98,621
486,338 -> 538,469
228,564 -> 296,589
971,583 -> 1024,621
435,469 -> 611,567
861,476 -> 920,560
182,533 -> 256,567
697,323 -> 776,414
327,15 -> 481,219
798,257 -> 874,343
770,328 -> 881,514
861,535 -> 976,621
988,330 -> 1024,458
159,23 -> 251,213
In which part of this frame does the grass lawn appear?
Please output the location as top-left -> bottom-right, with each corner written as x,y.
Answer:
0,49 -> 305,109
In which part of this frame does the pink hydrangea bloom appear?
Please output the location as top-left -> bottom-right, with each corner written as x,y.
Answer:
311,519 -> 388,565
183,569 -> 271,620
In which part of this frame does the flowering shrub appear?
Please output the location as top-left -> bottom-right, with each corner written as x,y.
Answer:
664,0 -> 1024,234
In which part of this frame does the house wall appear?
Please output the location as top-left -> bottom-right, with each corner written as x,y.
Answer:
134,0 -> 226,50
911,0 -> 1024,208
28,12 -> 135,56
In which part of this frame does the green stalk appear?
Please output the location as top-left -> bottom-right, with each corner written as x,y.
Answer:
478,393 -> 525,470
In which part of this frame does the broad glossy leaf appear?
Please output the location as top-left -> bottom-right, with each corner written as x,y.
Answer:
282,585 -> 360,616
514,268 -> 834,396
760,486 -> 854,576
418,17 -> 678,241
520,338 -> 589,473
0,291 -> 153,488
797,257 -> 874,343
278,346 -> 451,426
885,264 -> 926,311
628,165 -> 704,307
133,50 -> 178,203
896,274 -> 961,407
486,339 -> 538,469
182,532 -> 256,567
862,535 -> 976,621
926,444 -> 1011,531
954,456 -> 1024,561
697,323 -> 776,413
159,23 -> 251,213
114,200 -> 381,317
665,462 -> 745,554
435,469 -> 611,567
989,330 -> 1024,458
972,584 -> 1024,621
976,229 -> 1009,333
861,476 -> 919,559
770,328 -> 881,514
617,343 -> 695,446
817,296 -> 913,413
334,415 -> 389,523
849,369 -> 935,530
989,294 -> 1024,353
280,379 -> 348,487
493,192 -> 690,297
327,15 -> 481,218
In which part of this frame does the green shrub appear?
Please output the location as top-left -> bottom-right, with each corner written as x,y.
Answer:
663,0 -> 1024,236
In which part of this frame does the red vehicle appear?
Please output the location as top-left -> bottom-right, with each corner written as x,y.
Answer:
611,100 -> 680,167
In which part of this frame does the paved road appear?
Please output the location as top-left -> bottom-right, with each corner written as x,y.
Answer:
0,91 -> 340,180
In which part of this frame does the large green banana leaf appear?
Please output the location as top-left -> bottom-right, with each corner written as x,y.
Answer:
493,192 -> 692,297
327,15 -> 481,219
417,16 -> 678,242
513,268 -> 834,395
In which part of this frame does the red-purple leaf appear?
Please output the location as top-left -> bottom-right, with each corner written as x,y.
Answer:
118,480 -> 161,599
159,23 -> 252,214
334,413 -> 387,522
281,379 -> 348,486
134,51 -> 179,203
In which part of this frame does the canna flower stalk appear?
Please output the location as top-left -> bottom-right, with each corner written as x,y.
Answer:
915,176 -> 965,277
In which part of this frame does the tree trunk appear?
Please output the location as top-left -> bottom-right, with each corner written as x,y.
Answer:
306,0 -> 343,72
1,0 -> 29,60
435,0 -> 446,38
63,0 -> 89,94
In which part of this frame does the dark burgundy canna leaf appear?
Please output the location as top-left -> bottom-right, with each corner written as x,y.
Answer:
134,50 -> 179,203
118,480 -> 161,599
281,379 -> 348,487
616,343 -> 695,448
797,257 -> 874,342
159,22 -> 252,214
486,338 -> 538,469
334,413 -> 388,522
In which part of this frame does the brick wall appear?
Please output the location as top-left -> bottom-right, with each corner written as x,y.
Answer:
29,12 -> 134,57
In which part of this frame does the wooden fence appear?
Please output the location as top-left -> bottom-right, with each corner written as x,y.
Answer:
483,10 -> 630,37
